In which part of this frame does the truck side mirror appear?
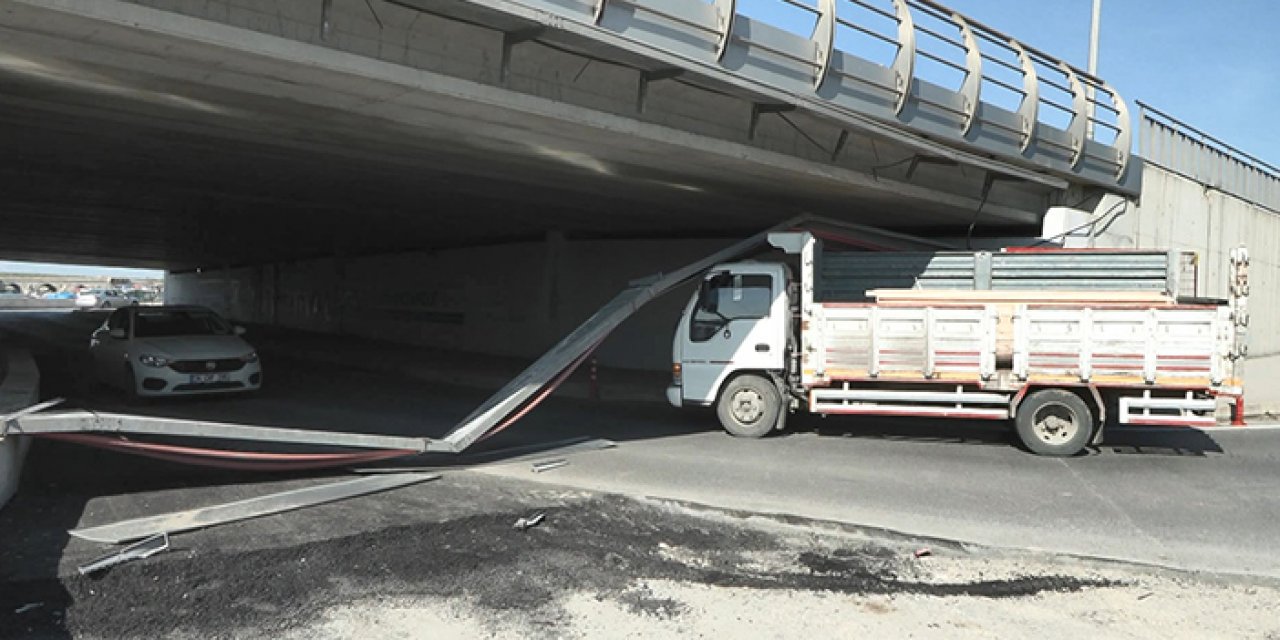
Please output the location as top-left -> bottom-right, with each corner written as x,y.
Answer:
233,325 -> 246,336
109,328 -> 126,339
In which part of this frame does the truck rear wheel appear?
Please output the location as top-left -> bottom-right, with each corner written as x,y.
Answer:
1015,389 -> 1094,456
716,374 -> 780,438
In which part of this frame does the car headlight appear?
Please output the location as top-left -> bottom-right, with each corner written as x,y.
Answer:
139,354 -> 169,368
242,351 -> 259,363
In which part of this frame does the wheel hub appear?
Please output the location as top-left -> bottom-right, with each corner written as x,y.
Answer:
1032,403 -> 1078,443
730,389 -> 764,424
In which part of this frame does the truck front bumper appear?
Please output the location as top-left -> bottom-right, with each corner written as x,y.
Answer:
666,385 -> 683,408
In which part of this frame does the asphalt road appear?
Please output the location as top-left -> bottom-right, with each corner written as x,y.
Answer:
5,310 -> 1280,579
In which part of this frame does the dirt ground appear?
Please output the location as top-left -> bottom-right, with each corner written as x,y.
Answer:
4,477 -> 1278,640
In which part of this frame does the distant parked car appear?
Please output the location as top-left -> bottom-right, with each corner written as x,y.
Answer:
76,289 -> 133,309
124,289 -> 162,305
90,305 -> 262,398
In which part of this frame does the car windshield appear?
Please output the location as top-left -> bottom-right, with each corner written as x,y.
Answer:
133,310 -> 231,338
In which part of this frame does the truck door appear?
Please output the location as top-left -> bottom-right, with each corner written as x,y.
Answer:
681,270 -> 787,404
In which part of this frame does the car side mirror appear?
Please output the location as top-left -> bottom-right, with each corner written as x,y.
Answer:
233,325 -> 246,336
109,328 -> 126,339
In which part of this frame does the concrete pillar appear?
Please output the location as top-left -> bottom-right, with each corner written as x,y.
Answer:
334,250 -> 348,334
0,350 -> 40,511
1040,192 -> 1130,249
542,230 -> 566,335
222,263 -> 232,316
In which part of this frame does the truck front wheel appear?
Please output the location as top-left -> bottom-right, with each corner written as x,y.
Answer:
716,374 -> 781,438
1015,389 -> 1094,456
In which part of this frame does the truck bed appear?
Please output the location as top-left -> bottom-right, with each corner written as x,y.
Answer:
804,302 -> 1238,391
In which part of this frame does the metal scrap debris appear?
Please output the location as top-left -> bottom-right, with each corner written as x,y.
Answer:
531,458 -> 568,473
14,602 -> 43,614
913,547 -> 933,558
513,512 -> 546,531
70,473 -> 440,544
78,533 -> 170,575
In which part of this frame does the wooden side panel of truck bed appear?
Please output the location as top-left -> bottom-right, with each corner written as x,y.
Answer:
804,303 -> 1240,392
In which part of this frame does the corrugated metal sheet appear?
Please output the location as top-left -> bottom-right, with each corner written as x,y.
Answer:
817,248 -> 1185,301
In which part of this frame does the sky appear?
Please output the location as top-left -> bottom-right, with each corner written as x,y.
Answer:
2,0 -> 1275,278
944,0 -> 1280,164
0,261 -> 162,278
737,0 -> 1280,164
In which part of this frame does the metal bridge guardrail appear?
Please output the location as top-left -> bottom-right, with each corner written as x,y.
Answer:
469,0 -> 1139,192
1138,101 -> 1280,213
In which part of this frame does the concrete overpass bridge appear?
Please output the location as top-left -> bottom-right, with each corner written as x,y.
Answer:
24,0 -> 1280,377
0,0 -> 1138,272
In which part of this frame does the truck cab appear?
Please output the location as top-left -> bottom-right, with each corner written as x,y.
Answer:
668,261 -> 793,435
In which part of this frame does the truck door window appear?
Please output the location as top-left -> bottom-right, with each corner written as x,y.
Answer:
691,273 -> 772,342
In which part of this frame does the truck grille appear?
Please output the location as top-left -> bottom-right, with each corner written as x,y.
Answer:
169,358 -> 245,373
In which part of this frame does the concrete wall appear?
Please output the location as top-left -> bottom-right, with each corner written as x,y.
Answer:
1092,164 -> 1280,356
0,349 -> 39,511
168,237 -> 741,370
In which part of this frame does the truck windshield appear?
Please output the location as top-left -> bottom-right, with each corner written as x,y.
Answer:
691,273 -> 772,341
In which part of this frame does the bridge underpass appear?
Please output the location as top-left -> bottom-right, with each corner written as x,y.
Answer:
0,0 -> 1137,268
0,0 -> 1142,370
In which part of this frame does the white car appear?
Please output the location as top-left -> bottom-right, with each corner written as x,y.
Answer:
76,288 -> 133,309
90,306 -> 262,398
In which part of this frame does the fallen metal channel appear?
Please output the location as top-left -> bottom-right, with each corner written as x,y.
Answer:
8,409 -> 428,452
2,216 -> 952,461
70,473 -> 442,544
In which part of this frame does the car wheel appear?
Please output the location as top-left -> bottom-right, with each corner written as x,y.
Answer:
716,374 -> 781,438
1015,389 -> 1094,456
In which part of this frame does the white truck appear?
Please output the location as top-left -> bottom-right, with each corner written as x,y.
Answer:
667,232 -> 1249,456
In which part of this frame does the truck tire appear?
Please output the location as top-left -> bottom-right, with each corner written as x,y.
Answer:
716,374 -> 781,438
1015,389 -> 1094,456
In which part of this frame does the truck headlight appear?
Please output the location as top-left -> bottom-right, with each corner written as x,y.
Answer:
242,351 -> 259,363
139,354 -> 169,368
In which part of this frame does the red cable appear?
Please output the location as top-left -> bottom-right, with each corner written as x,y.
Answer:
36,432 -> 416,471
475,341 -> 602,444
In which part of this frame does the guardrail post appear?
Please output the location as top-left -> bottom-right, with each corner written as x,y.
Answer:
950,11 -> 982,134
1059,62 -> 1088,168
812,0 -> 836,90
1108,83 -> 1132,179
890,0 -> 917,114
1009,38 -> 1038,152
714,0 -> 737,61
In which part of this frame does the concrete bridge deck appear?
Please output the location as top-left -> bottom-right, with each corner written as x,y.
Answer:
0,0 -> 1133,271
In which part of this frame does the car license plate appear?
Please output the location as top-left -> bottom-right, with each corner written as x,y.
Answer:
189,373 -> 230,384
